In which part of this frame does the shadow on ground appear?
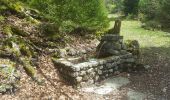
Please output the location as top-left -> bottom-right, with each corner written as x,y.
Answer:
128,46 -> 170,100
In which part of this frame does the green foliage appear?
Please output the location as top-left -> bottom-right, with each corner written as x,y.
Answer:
59,20 -> 78,33
141,20 -> 162,31
29,0 -> 109,30
123,0 -> 140,16
105,0 -> 124,14
138,0 -> 170,29
2,25 -> 13,37
0,0 -> 24,13
39,23 -> 59,36
160,0 -> 170,28
139,0 -> 161,21
0,16 -> 5,22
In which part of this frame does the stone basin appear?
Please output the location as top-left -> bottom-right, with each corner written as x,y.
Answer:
53,53 -> 135,88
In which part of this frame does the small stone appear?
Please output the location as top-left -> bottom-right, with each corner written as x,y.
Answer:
119,39 -> 123,43
120,50 -> 127,55
80,71 -> 86,76
86,47 -> 92,52
144,65 -> 151,69
76,77 -> 82,82
111,63 -> 117,67
105,74 -> 109,77
74,64 -> 81,71
58,95 -> 66,100
80,82 -> 86,87
98,70 -> 102,75
125,58 -> 135,63
87,68 -> 93,73
67,48 -> 77,56
109,69 -> 114,73
70,72 -> 79,77
106,63 -> 112,68
90,61 -> 98,67
59,49 -> 67,57
114,71 -> 120,75
87,80 -> 94,84
89,72 -> 96,77
114,43 -> 122,50
99,60 -> 104,65
83,75 -> 89,81
109,50 -> 120,55
121,44 -> 127,50
95,75 -> 99,81
80,49 -> 87,54
99,66 -> 103,69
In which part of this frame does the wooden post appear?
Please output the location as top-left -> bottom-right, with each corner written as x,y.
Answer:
107,19 -> 121,35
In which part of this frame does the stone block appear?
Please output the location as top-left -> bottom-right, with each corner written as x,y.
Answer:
101,34 -> 123,42
76,77 -> 82,83
80,71 -> 86,76
109,69 -> 114,73
97,70 -> 102,75
99,66 -> 104,69
87,68 -> 94,73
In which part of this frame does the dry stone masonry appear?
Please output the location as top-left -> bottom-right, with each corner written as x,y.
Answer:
53,20 -> 139,88
53,53 -> 136,88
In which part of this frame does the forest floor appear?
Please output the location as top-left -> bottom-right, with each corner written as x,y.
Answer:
1,17 -> 170,100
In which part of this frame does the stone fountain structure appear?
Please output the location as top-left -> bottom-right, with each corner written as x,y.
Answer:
53,20 -> 138,88
96,20 -> 126,58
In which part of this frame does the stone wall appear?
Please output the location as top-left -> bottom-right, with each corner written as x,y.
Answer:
53,53 -> 135,88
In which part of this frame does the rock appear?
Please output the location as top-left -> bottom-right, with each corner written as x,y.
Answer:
0,62 -> 20,94
67,48 -> 77,56
79,49 -> 87,54
89,72 -> 96,77
70,72 -> 79,77
114,43 -> 122,50
83,75 -> 89,81
87,80 -> 94,84
87,68 -> 93,73
76,77 -> 82,83
73,65 -> 81,71
120,50 -> 127,55
59,49 -> 67,57
80,71 -> 86,76
108,50 -> 120,55
99,66 -> 103,69
121,44 -> 127,50
125,58 -> 135,63
101,34 -> 123,41
58,95 -> 66,100
95,75 -> 99,81
80,82 -> 86,87
106,63 -> 112,68
144,65 -> 151,69
86,47 -> 93,52
98,70 -> 102,75
109,69 -> 114,73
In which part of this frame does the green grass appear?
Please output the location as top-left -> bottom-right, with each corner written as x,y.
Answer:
121,21 -> 170,47
110,21 -> 170,48
110,20 -> 170,61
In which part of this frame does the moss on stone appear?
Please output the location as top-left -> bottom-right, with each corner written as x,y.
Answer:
11,25 -> 30,36
2,25 -> 13,37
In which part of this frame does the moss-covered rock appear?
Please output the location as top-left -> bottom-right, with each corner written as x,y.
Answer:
11,25 -> 30,36
0,59 -> 20,94
125,40 -> 140,59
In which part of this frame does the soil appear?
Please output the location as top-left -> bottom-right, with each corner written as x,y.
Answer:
0,15 -> 170,100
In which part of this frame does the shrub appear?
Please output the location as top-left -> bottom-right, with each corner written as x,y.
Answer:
139,0 -> 161,21
160,0 -> 170,28
29,0 -> 109,31
123,0 -> 140,16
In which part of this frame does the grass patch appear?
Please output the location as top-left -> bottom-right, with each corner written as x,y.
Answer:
110,20 -> 170,59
